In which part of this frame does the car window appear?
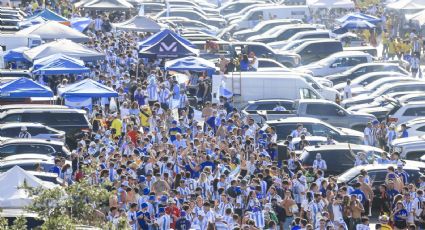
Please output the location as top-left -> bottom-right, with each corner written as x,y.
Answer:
16,144 -> 55,154
2,114 -> 22,122
274,124 -> 297,138
347,57 -> 367,66
256,103 -> 278,110
29,127 -> 48,135
403,107 -> 425,116
0,127 -> 21,137
247,45 -> 271,56
0,145 -> 17,157
405,151 -> 424,161
366,170 -> 387,185
48,113 -> 87,125
248,11 -> 263,21
416,126 -> 425,132
306,104 -> 340,116
22,113 -> 48,123
258,60 -> 281,68
300,88 -> 319,99
311,123 -> 338,136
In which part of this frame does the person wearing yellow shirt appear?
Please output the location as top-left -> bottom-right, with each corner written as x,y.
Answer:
139,105 -> 151,129
382,32 -> 389,58
388,38 -> 396,60
110,114 -> 122,137
363,29 -> 371,43
395,38 -> 403,60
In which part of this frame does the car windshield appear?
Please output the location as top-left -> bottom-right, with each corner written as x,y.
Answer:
338,166 -> 361,181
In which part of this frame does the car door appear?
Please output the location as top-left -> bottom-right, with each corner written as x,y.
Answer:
321,150 -> 354,175
400,107 -> 425,124
329,57 -> 348,75
305,104 -> 346,127
0,127 -> 21,138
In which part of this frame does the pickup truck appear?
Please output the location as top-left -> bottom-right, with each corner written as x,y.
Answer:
243,99 -> 375,131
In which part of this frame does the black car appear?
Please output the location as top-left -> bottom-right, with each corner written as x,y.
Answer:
0,139 -> 71,159
0,108 -> 91,147
299,144 -> 385,176
262,117 -> 364,144
291,39 -> 343,65
325,63 -> 409,85
337,162 -> 425,211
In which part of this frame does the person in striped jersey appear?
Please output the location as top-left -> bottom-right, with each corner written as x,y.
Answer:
217,193 -> 234,216
249,206 -> 266,229
155,207 -> 171,230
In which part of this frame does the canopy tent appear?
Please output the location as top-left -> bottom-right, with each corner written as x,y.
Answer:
113,15 -> 163,32
308,0 -> 355,9
386,0 -> 425,11
337,13 -> 381,24
165,57 -> 216,71
80,0 -> 133,10
23,39 -> 105,62
58,78 -> 118,98
3,47 -> 30,63
406,9 -> 425,25
19,17 -> 46,29
26,8 -> 70,26
32,54 -> 90,75
0,77 -> 53,98
340,20 -> 376,30
138,29 -> 195,49
139,33 -> 199,58
70,17 -> 92,32
16,21 -> 89,43
0,166 -> 55,209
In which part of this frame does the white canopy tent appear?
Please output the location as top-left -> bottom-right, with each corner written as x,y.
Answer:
386,0 -> 425,11
307,0 -> 355,9
0,166 -> 56,209
23,39 -> 105,62
80,0 -> 133,10
406,9 -> 425,25
113,15 -> 164,32
16,21 -> 89,43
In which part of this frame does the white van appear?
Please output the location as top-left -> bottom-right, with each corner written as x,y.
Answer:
231,5 -> 310,30
212,72 -> 323,104
0,34 -> 42,51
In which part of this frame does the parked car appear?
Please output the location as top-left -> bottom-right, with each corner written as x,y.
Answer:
247,24 -> 318,43
268,30 -> 332,50
397,117 -> 425,137
349,77 -> 416,97
261,117 -> 364,144
0,122 -> 65,142
219,1 -> 266,16
288,39 -> 343,65
298,51 -> 374,77
387,101 -> 425,124
0,138 -> 71,159
253,99 -> 375,130
300,144 -> 385,175
391,136 -> 425,160
0,108 -> 91,147
0,104 -> 68,113
334,72 -> 408,91
325,63 -> 409,85
233,19 -> 301,41
341,82 -> 425,108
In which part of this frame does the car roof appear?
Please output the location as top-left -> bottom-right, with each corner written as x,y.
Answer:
0,122 -> 46,129
328,51 -> 372,58
303,143 -> 383,152
347,161 -> 425,171
248,99 -> 294,103
0,138 -> 63,146
1,108 -> 86,114
0,104 -> 68,111
2,154 -> 54,162
266,116 -> 323,124
297,99 -> 331,104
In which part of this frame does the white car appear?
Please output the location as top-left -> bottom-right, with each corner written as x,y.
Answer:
349,77 -> 417,97
297,51 -> 374,77
391,136 -> 425,160
388,101 -> 425,124
0,122 -> 65,143
397,117 -> 425,137
333,72 -> 408,91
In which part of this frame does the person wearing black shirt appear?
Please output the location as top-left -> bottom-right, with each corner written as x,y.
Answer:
272,198 -> 286,230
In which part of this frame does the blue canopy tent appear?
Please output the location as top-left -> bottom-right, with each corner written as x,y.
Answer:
3,47 -> 30,63
27,9 -> 70,25
340,20 -> 376,30
139,33 -> 199,58
165,57 -> 216,75
0,77 -> 53,98
32,54 -> 83,70
32,58 -> 90,75
337,13 -> 381,24
138,29 -> 195,49
58,79 -> 118,98
70,17 -> 92,32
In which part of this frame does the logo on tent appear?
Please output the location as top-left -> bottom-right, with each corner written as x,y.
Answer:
159,42 -> 177,52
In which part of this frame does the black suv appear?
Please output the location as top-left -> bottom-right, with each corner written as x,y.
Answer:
0,108 -> 91,147
0,139 -> 71,159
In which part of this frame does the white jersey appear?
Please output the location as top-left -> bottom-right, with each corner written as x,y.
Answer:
250,211 -> 265,228
313,159 -> 327,171
156,214 -> 171,230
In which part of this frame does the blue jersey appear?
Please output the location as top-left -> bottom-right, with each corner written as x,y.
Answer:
137,211 -> 150,230
350,189 -> 366,204
394,209 -> 408,221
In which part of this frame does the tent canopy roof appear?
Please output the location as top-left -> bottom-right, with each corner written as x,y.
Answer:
16,21 -> 89,43
165,57 -> 216,71
138,29 -> 195,49
81,0 -> 133,9
387,0 -> 425,10
32,54 -> 90,75
27,8 -> 69,23
114,15 -> 163,32
3,47 -> 30,63
139,33 -> 199,58
308,0 -> 354,8
58,79 -> 118,98
0,77 -> 53,98
23,39 -> 105,62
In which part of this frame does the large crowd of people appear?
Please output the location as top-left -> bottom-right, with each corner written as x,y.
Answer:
3,0 -> 425,229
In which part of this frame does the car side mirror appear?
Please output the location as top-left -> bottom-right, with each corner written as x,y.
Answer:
337,110 -> 345,116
